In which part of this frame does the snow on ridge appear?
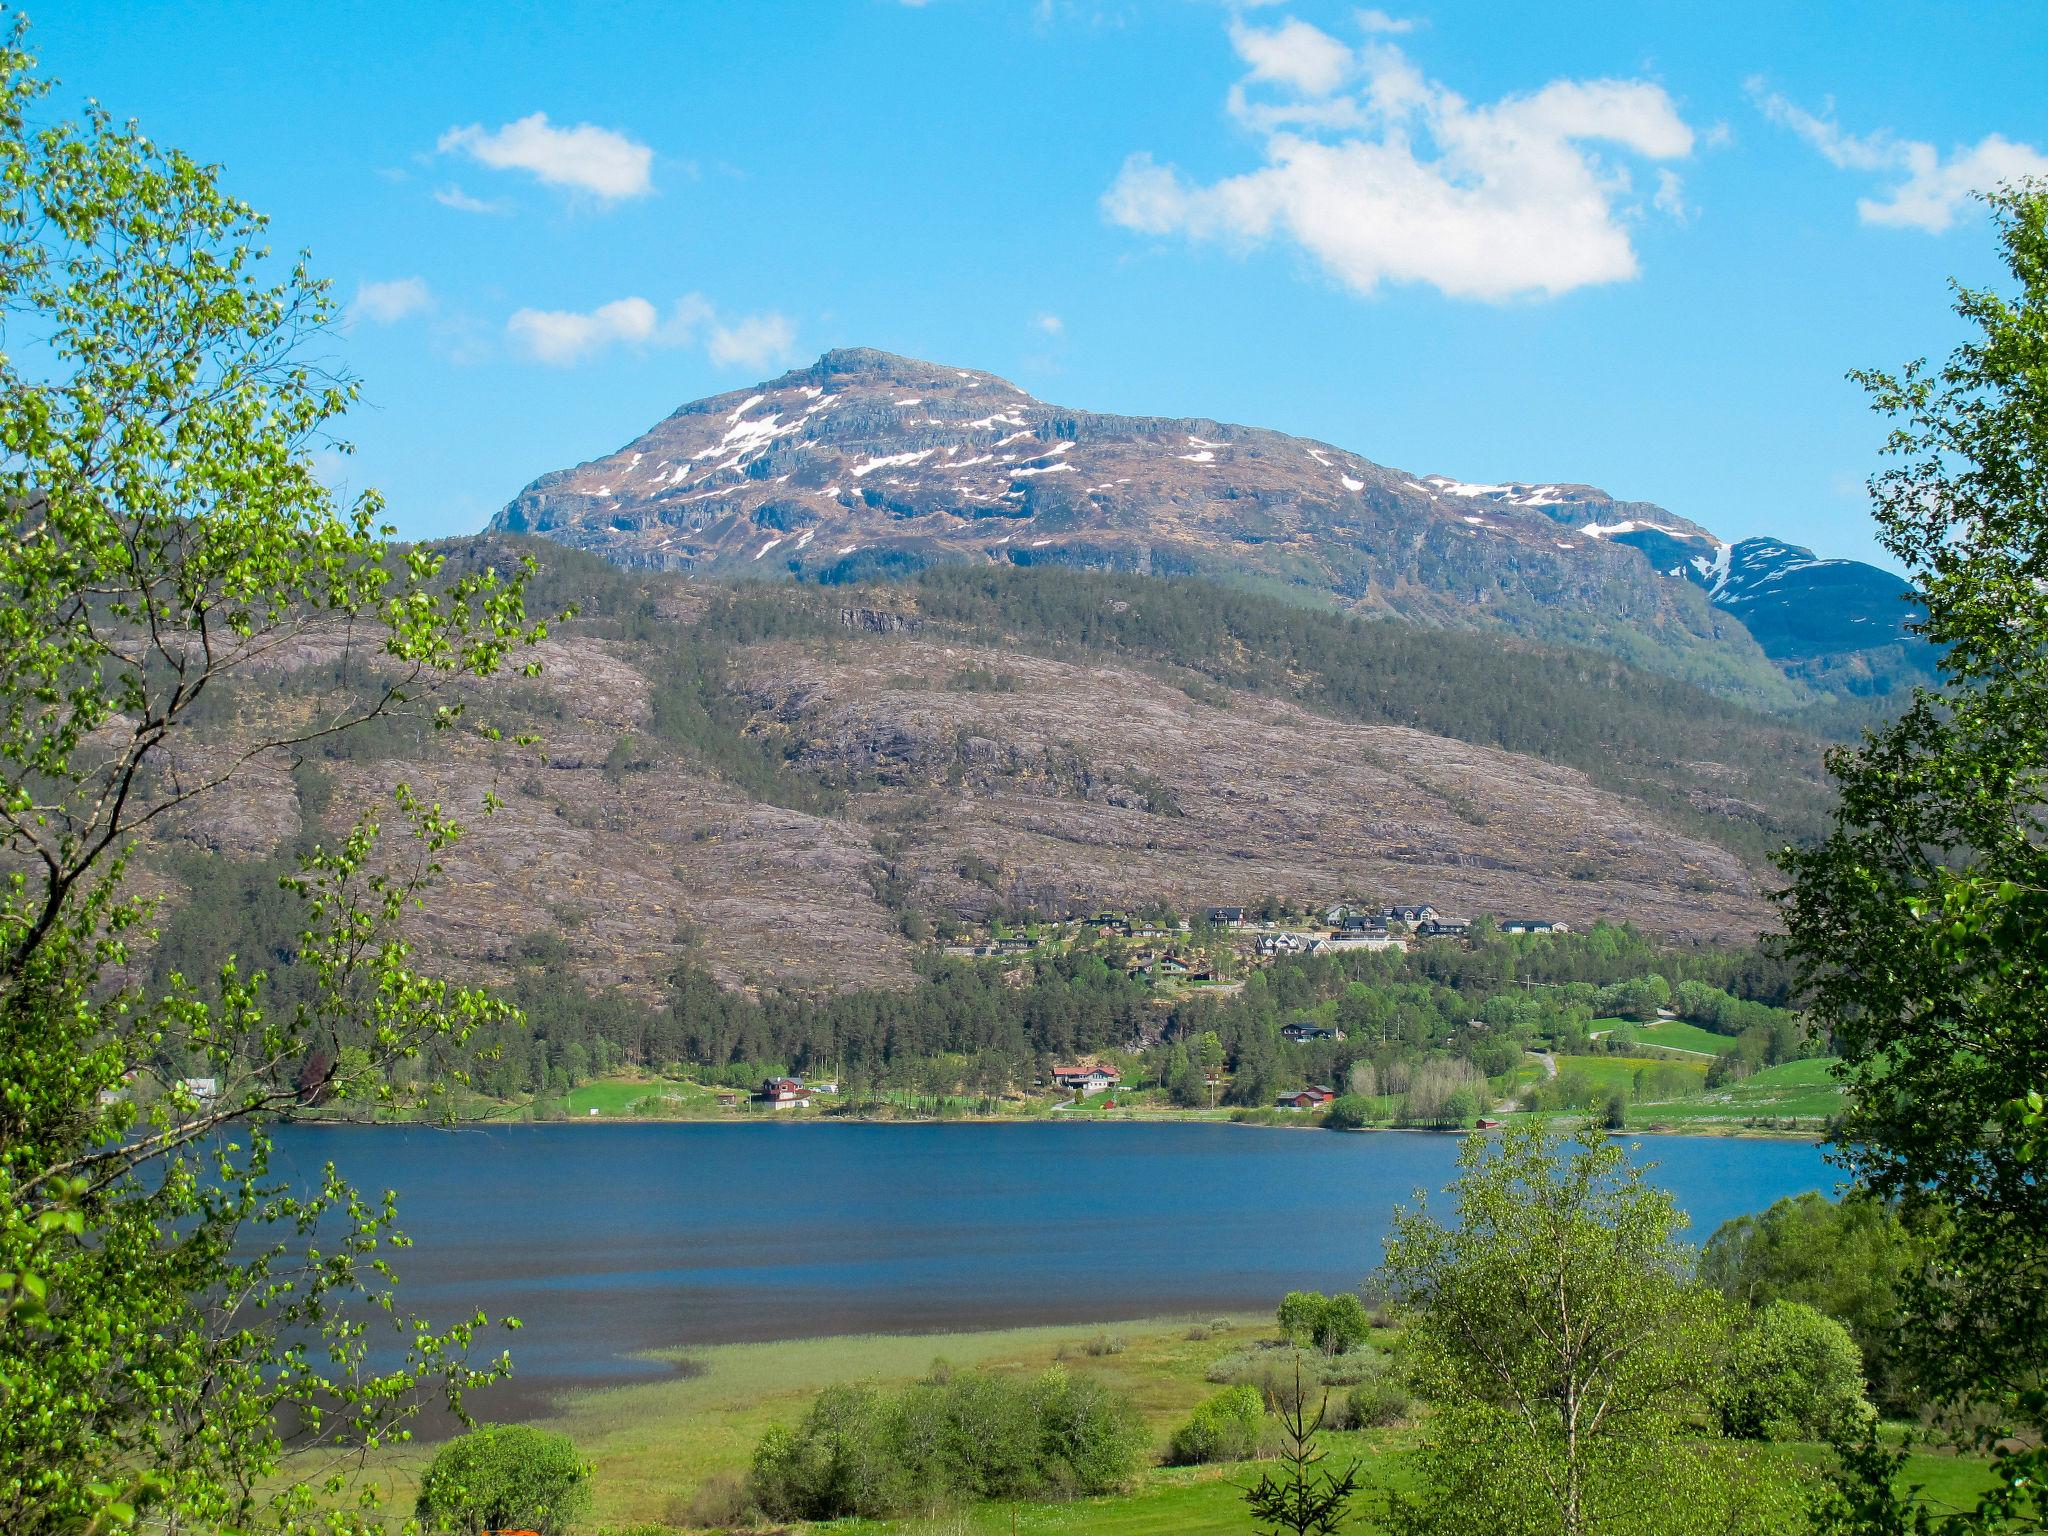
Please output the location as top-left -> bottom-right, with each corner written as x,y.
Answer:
726,394 -> 766,424
753,535 -> 785,560
1340,475 -> 1365,492
1306,449 -> 1334,467
895,396 -> 923,406
1179,450 -> 1215,464
1188,434 -> 1224,448
852,449 -> 933,478
1012,461 -> 1075,477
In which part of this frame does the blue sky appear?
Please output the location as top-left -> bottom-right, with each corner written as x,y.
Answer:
46,1 -> 2048,566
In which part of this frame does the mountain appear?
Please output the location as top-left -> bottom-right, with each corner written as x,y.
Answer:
153,546 -> 1835,1000
490,348 -> 1929,705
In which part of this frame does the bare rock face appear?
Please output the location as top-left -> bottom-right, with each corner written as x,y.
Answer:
489,347 -> 1926,702
149,586 -> 1788,998
735,639 -> 1767,941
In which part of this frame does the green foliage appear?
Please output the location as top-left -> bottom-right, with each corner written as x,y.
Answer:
1714,1300 -> 1874,1443
746,1364 -> 1144,1519
1321,1092 -> 1376,1130
1240,1364 -> 1362,1536
1167,1385 -> 1266,1466
1777,181 -> 2048,1513
1379,1123 -> 1752,1536
415,1425 -> 591,1536
1276,1291 -> 1370,1355
0,32 -> 542,1534
1701,1192 -> 1918,1410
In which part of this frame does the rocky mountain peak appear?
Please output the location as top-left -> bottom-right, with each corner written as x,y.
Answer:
489,348 -> 1928,702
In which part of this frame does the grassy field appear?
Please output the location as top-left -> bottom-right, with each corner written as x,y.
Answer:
312,1309 -> 1997,1534
1613,1019 -> 1743,1055
1552,1054 -> 1710,1093
1630,1057 -> 1846,1128
546,1075 -> 730,1117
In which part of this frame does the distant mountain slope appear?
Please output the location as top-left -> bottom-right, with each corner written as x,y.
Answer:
490,348 -> 1928,703
152,546 -> 1840,997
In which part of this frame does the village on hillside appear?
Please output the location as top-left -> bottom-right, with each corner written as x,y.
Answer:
937,900 -> 1569,989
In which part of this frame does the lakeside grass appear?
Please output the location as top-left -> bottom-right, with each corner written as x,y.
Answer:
1631,1057 -> 1845,1129
313,1312 -> 1995,1533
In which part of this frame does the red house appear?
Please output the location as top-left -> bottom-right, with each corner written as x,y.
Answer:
1276,1085 -> 1337,1112
754,1076 -> 812,1109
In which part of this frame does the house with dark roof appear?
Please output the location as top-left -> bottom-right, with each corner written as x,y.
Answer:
1206,906 -> 1246,927
754,1076 -> 812,1109
1276,1085 -> 1338,1112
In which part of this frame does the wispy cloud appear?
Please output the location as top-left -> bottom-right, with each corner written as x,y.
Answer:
433,182 -> 509,215
1105,15 -> 1693,302
1749,81 -> 2048,233
348,276 -> 433,326
1033,312 -> 1065,335
438,112 -> 655,202
506,293 -> 795,370
707,312 -> 798,370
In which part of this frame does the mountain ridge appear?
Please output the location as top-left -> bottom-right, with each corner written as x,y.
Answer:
490,348 -> 1928,704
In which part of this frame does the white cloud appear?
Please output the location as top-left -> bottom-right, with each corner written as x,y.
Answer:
505,293 -> 793,369
438,112 -> 655,202
1354,8 -> 1414,35
348,276 -> 432,326
1750,82 -> 2048,233
433,183 -> 508,215
1105,25 -> 1694,302
507,298 -> 662,365
707,312 -> 797,370
1229,16 -> 1353,97
1034,312 -> 1065,334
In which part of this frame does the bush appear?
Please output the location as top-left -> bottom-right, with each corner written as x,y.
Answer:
415,1424 -> 591,1536
1715,1299 -> 1875,1442
1167,1385 -> 1266,1465
1343,1365 -> 1413,1429
675,1471 -> 753,1529
748,1366 -> 1143,1520
1276,1289 -> 1371,1354
1322,1093 -> 1375,1130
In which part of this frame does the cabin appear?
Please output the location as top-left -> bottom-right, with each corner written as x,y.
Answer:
1418,917 -> 1471,939
1052,1063 -> 1121,1097
716,1090 -> 742,1108
754,1076 -> 812,1109
1206,906 -> 1246,927
1281,1021 -> 1341,1043
1499,918 -> 1571,936
181,1077 -> 220,1105
1276,1085 -> 1337,1112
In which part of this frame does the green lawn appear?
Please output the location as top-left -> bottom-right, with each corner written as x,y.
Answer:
1553,1055 -> 1710,1093
1630,1057 -> 1845,1128
548,1075 -> 725,1117
1613,1019 -> 1743,1055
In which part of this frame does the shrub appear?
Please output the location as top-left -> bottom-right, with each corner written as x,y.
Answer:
674,1471 -> 753,1529
1715,1299 -> 1875,1442
1343,1365 -> 1414,1429
1322,1093 -> 1375,1130
415,1425 -> 591,1536
1276,1289 -> 1371,1354
1167,1385 -> 1266,1466
748,1366 -> 1142,1520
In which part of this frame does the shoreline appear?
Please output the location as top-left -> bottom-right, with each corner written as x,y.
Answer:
287,1109 -> 1827,1143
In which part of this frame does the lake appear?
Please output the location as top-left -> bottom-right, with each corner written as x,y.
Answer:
273,1122 -> 1836,1418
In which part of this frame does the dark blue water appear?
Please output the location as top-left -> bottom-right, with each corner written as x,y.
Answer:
272,1122 -> 1834,1416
